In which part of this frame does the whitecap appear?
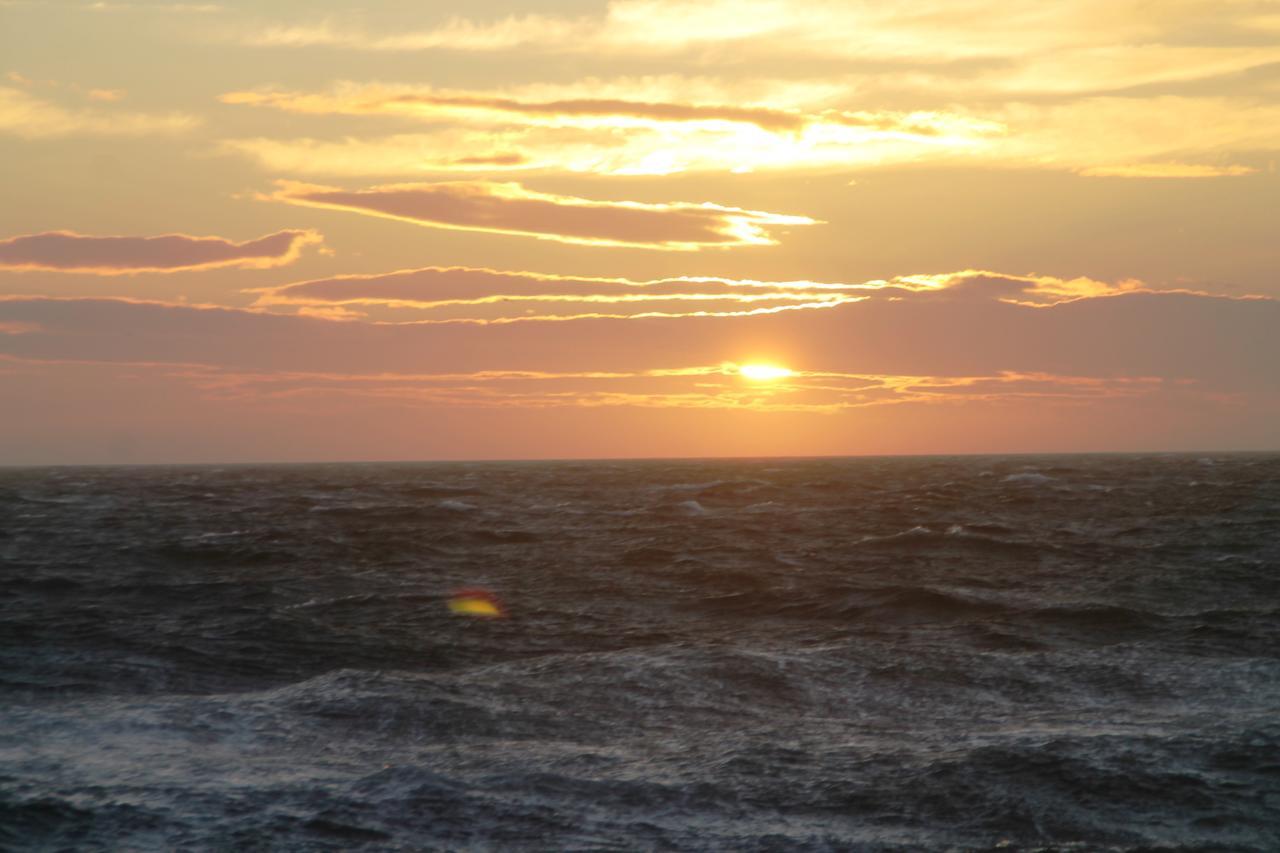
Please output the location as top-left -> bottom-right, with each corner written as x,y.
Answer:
664,481 -> 726,492
858,525 -> 932,544
1002,472 -> 1055,484
663,479 -> 768,493
181,530 -> 247,542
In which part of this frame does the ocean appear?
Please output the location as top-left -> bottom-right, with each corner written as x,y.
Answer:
1,454 -> 1277,851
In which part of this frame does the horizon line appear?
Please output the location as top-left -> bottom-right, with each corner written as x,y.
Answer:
3,447 -> 1278,469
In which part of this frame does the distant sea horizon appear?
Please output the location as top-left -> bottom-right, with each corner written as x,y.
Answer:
5,446 -> 1280,469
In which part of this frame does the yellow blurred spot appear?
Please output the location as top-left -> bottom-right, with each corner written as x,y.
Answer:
449,598 -> 502,617
738,363 -> 793,381
447,588 -> 507,618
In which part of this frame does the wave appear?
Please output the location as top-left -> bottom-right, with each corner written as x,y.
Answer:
404,484 -> 482,498
661,479 -> 770,494
855,525 -> 1049,557
676,499 -> 707,515
620,546 -> 679,566
305,501 -> 477,522
144,541 -> 291,567
1003,472 -> 1057,484
687,581 -> 1184,647
425,527 -> 541,548
3,455 -> 1279,849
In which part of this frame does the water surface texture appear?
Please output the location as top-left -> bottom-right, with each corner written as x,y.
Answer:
2,455 -> 1278,850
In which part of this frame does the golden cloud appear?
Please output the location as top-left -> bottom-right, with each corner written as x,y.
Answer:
236,1 -> 1280,68
219,2 -> 1280,179
219,81 -> 1002,176
1078,163 -> 1258,178
221,85 -> 974,138
218,85 -> 1280,180
0,86 -> 199,138
221,87 -> 809,132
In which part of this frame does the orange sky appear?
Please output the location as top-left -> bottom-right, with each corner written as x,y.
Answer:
2,1 -> 1278,462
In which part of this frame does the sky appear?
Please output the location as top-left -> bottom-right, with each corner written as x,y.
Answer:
1,0 -> 1278,463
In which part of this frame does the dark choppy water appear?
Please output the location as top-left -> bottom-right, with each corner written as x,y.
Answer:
1,455 -> 1278,851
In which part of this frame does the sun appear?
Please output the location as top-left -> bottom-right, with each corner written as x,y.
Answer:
738,363 -> 794,381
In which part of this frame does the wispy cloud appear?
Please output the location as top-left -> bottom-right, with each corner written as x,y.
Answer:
248,266 -> 1158,322
219,82 -> 998,176
251,266 -> 882,317
0,85 -> 198,138
234,1 -> 1280,67
216,77 -> 1001,177
0,353 -> 1180,422
222,86 -> 804,132
2,282 -> 1275,410
220,84 -> 972,137
0,229 -> 322,274
217,2 -> 1280,179
100,360 -> 1177,413
1,266 -> 1273,461
85,88 -> 127,102
1078,162 -> 1258,178
82,2 -> 223,12
266,181 -> 818,250
217,83 -> 1280,179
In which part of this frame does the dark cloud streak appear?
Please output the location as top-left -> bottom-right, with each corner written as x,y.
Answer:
0,229 -> 321,273
2,289 -> 1276,391
269,181 -> 816,249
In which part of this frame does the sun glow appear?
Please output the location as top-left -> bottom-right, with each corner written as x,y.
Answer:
738,363 -> 794,381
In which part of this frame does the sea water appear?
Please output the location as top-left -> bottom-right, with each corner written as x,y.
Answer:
1,455 -> 1277,850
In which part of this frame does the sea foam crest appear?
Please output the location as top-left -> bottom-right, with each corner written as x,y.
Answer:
1002,472 -> 1056,484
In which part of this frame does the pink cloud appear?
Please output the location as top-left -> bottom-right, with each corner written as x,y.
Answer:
267,181 -> 817,250
250,265 -> 876,317
2,286 -> 1276,390
259,267 -> 1139,307
249,266 -> 1157,322
0,229 -> 322,274
2,282 -> 1277,461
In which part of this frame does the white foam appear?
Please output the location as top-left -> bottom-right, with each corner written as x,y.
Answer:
666,481 -> 726,492
1002,472 -> 1055,484
664,479 -> 768,493
858,525 -> 932,544
181,530 -> 247,542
